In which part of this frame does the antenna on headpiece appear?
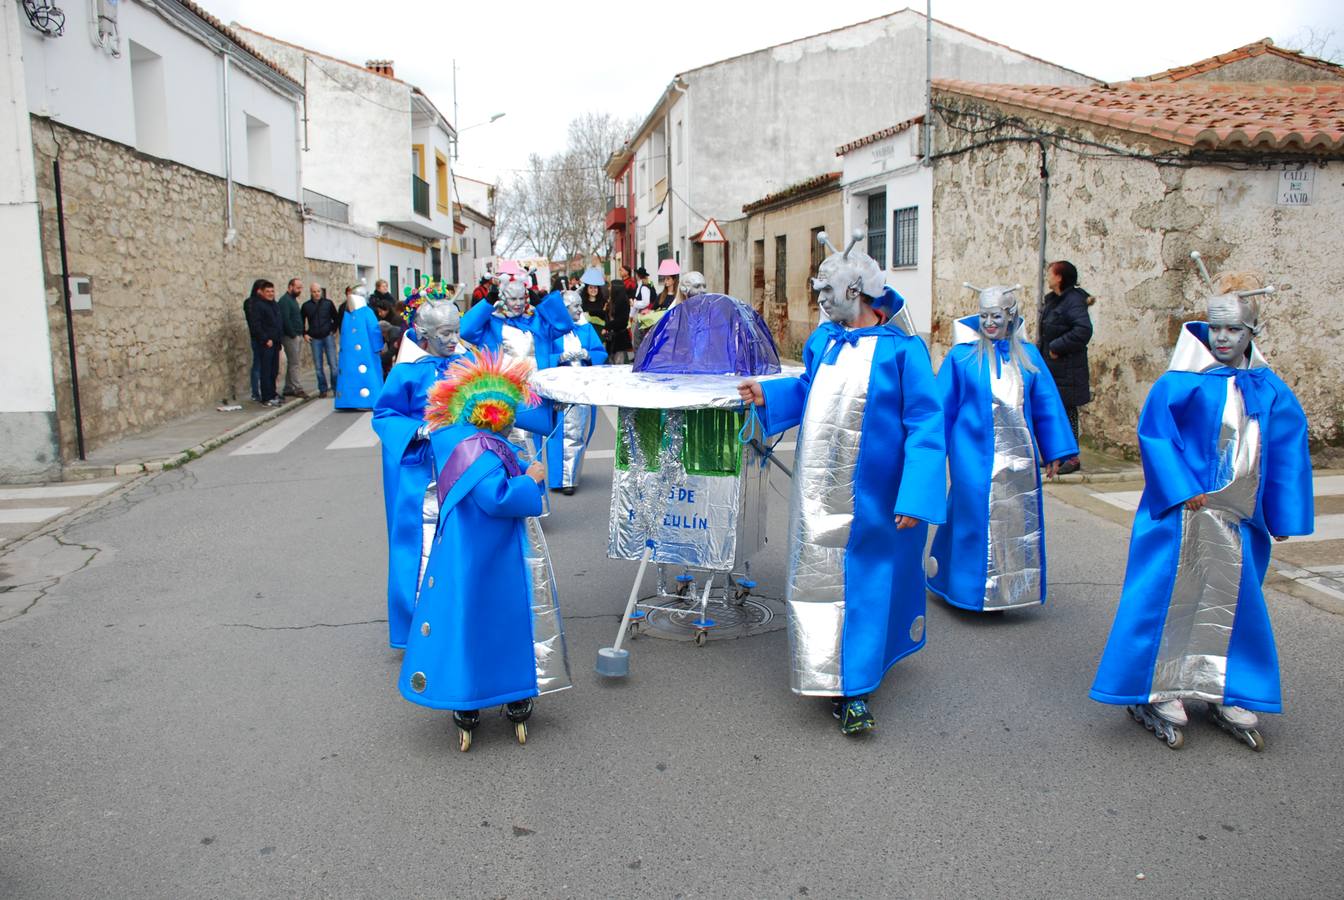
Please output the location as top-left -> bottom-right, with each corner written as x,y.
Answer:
816,231 -> 839,255
1190,251 -> 1215,292
963,281 -> 984,293
843,228 -> 865,260
1236,286 -> 1277,299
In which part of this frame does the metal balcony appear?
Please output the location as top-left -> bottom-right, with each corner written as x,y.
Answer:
605,205 -> 628,230
412,175 -> 430,218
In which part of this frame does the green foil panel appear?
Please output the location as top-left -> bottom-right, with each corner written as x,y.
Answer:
615,408 -> 665,471
683,409 -> 742,476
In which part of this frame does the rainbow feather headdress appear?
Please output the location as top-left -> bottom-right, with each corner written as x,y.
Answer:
424,350 -> 539,434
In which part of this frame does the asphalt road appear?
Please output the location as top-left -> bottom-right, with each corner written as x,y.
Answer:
2,403 -> 1341,898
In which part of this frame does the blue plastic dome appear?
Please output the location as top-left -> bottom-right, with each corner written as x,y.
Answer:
632,293 -> 781,376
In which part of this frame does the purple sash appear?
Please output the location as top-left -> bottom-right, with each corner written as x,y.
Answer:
436,432 -> 524,506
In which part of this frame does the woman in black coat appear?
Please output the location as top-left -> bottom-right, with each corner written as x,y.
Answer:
606,278 -> 634,363
1037,260 -> 1093,475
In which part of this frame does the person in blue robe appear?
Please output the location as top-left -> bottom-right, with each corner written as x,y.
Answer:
398,351 -> 571,752
543,290 -> 608,495
371,300 -> 472,649
334,290 -> 384,410
459,276 -> 573,456
1091,263 -> 1313,750
928,285 -> 1077,613
739,230 -> 946,735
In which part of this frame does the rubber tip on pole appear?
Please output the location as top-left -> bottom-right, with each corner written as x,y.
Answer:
596,647 -> 630,677
644,539 -> 656,549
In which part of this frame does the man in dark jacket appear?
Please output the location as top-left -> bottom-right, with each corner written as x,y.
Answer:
1038,260 -> 1093,475
245,279 -> 284,406
279,278 -> 309,399
302,282 -> 339,398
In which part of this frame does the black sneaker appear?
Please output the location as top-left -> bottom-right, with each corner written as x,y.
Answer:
832,698 -> 875,735
1057,458 -> 1081,476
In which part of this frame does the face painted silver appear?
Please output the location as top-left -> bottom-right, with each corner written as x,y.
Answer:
1208,324 -> 1251,366
785,335 -> 876,695
681,271 -> 707,298
522,517 -> 572,695
499,279 -> 530,317
416,301 -> 462,358
1149,376 -> 1260,705
812,229 -> 885,326
415,481 -> 439,605
982,358 -> 1044,610
979,309 -> 1008,339
563,290 -> 584,323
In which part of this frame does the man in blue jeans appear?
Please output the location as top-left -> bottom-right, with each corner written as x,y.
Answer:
301,282 -> 339,398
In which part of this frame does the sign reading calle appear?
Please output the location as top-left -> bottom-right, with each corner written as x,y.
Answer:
1276,166 -> 1314,206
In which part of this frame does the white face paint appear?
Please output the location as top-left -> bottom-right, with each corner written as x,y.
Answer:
1208,324 -> 1251,365
814,277 -> 862,325
500,281 -> 529,317
979,308 -> 1008,339
563,291 -> 584,323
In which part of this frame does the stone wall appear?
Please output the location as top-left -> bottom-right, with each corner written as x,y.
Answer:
929,96 -> 1344,457
31,120 -> 314,460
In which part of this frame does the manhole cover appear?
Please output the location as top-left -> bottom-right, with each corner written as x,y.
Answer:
636,594 -> 784,642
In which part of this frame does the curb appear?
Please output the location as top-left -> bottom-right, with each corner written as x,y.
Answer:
61,398 -> 314,481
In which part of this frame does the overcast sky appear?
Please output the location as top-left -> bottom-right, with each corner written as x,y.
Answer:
208,0 -> 1343,185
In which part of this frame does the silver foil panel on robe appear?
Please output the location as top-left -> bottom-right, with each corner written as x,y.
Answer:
415,480 -> 439,605
983,359 -> 1043,610
560,403 -> 592,487
1150,377 -> 1260,704
500,322 -> 536,365
608,409 -> 768,571
786,336 -> 875,695
523,516 -> 572,695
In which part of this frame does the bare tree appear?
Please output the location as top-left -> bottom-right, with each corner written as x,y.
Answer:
1281,27 -> 1342,63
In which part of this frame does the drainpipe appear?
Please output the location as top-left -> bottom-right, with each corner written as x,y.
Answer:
1036,140 -> 1049,311
222,54 -> 237,246
923,0 -> 932,165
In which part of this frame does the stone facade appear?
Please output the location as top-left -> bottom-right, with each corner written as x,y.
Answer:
929,94 -> 1343,457
31,120 -> 315,461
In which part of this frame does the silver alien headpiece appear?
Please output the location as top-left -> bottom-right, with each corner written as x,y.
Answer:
964,282 -> 1023,320
812,228 -> 884,324
415,300 -> 461,357
963,282 -> 1034,371
1189,251 -> 1274,335
681,271 -> 707,298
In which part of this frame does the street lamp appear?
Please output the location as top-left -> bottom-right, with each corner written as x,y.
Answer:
452,112 -> 506,159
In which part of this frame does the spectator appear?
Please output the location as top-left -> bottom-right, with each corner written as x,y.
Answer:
620,264 -> 636,295
606,275 -> 633,364
375,303 -> 404,376
243,290 -> 262,402
302,281 -> 339,398
472,276 -> 491,303
244,279 -> 284,406
1038,260 -> 1094,475
278,278 -> 308,399
370,279 -> 397,318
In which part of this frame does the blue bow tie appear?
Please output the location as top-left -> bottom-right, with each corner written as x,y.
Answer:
820,324 -> 889,365
1211,366 -> 1271,417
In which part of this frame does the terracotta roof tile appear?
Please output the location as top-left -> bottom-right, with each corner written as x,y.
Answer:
933,79 -> 1344,153
836,115 -> 924,156
176,0 -> 300,89
1136,38 -> 1344,83
742,171 -> 842,214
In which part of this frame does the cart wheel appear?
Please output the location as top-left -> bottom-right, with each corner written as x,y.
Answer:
457,727 -> 472,752
627,622 -> 639,641
734,586 -> 750,604
694,630 -> 707,646
515,722 -> 527,745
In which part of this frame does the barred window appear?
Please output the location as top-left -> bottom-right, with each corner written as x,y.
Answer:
892,206 -> 918,268
866,193 -> 887,268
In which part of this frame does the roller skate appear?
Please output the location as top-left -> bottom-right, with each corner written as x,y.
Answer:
453,709 -> 480,752
1126,699 -> 1185,749
505,699 -> 534,745
832,697 -> 875,735
1209,703 -> 1265,751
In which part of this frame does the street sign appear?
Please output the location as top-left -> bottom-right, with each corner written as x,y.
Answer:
694,218 -> 727,244
1277,166 -> 1313,206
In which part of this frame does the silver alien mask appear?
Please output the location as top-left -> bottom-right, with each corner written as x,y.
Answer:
563,290 -> 584,323
681,271 -> 707,298
811,229 -> 885,326
416,301 -> 461,357
500,278 -> 529,318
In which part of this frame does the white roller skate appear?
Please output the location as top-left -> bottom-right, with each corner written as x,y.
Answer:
1209,703 -> 1264,751
1127,699 -> 1186,749
505,699 -> 534,745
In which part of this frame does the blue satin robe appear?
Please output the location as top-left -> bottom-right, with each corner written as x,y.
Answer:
460,291 -> 573,443
929,321 -> 1078,611
398,424 -> 547,710
543,321 -> 608,490
371,351 -> 470,648
1090,325 -> 1313,713
756,315 -> 947,697
334,306 -> 385,410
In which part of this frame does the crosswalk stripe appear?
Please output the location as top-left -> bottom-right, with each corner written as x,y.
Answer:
0,481 -> 119,501
0,507 -> 70,524
1315,475 -> 1344,496
230,401 -> 333,456
326,413 -> 379,450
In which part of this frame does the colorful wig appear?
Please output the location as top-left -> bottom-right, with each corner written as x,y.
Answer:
424,350 -> 539,434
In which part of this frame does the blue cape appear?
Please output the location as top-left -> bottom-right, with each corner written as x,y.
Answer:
543,321 -> 608,490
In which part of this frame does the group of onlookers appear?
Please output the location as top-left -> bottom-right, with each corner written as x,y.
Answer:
243,277 -> 349,405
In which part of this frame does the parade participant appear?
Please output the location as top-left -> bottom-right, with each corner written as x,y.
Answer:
371,300 -> 472,649
543,291 -> 609,496
399,351 -> 571,752
927,284 -> 1076,613
334,286 -> 384,410
738,230 -> 946,735
459,274 -> 573,455
655,258 -> 680,310
1090,253 -> 1312,751
678,271 -> 707,303
630,266 -> 656,353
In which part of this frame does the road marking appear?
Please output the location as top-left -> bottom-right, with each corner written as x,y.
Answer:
326,413 -> 378,450
0,507 -> 70,524
230,402 -> 333,456
1093,491 -> 1141,512
601,407 -> 619,432
1316,475 -> 1344,496
1300,514 -> 1344,543
0,481 -> 119,501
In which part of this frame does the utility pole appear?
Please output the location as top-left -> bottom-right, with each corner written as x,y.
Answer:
924,0 -> 933,165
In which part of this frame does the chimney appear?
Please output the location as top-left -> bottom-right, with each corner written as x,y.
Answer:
364,59 -> 395,78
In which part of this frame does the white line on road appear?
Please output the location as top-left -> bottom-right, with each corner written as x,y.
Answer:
1092,491 -> 1141,512
0,507 -> 70,524
326,413 -> 378,450
230,402 -> 333,456
1315,475 -> 1344,496
1301,514 -> 1344,543
0,481 -> 119,501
